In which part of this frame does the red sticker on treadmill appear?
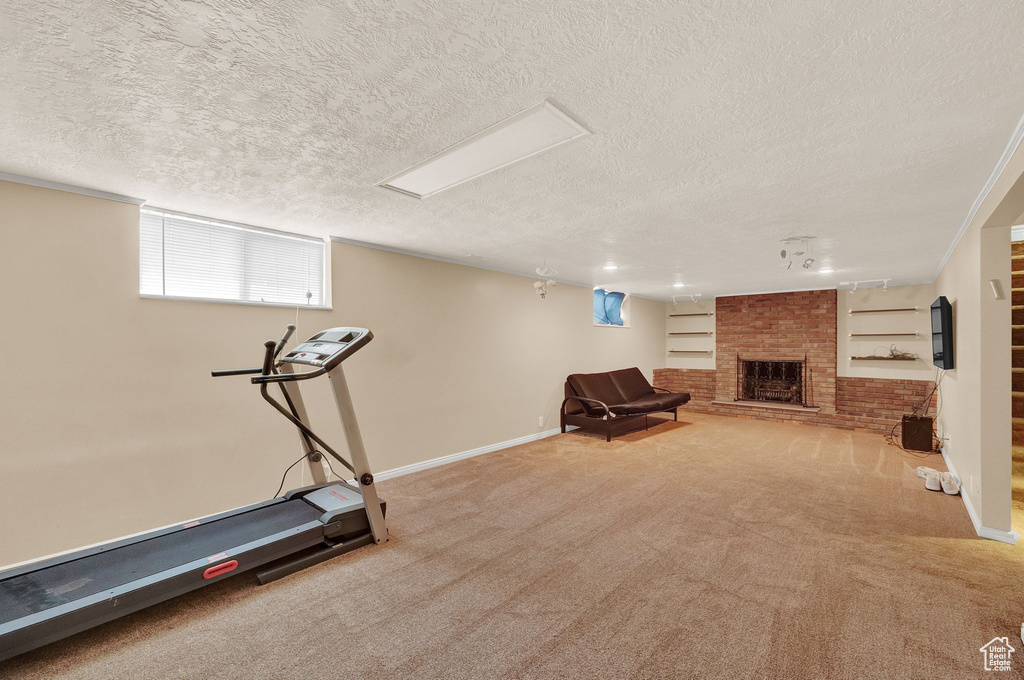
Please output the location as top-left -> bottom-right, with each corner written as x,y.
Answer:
207,552 -> 228,562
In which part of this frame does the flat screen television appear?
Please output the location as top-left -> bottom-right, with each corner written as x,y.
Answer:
930,296 -> 954,370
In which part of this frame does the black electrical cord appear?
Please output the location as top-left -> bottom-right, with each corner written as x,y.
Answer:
911,368 -> 945,417
273,452 -> 310,498
274,448 -> 355,499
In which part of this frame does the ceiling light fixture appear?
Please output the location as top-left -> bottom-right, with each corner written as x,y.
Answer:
377,100 -> 590,199
840,279 -> 891,293
672,282 -> 685,288
779,235 -> 817,272
535,263 -> 557,278
533,262 -> 558,299
602,264 -> 619,270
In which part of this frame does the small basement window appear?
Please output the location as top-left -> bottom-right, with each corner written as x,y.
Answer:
594,288 -> 629,327
140,208 -> 327,308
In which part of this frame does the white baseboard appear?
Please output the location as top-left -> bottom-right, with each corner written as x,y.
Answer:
941,448 -> 1020,545
373,426 -> 573,482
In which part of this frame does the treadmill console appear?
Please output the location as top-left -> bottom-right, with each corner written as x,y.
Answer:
281,327 -> 373,370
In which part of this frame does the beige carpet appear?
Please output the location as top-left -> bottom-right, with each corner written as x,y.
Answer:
4,413 -> 1023,679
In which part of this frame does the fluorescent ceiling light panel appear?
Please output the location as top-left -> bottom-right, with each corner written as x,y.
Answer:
378,100 -> 589,199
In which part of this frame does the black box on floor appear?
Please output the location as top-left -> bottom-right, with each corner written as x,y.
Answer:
902,415 -> 933,452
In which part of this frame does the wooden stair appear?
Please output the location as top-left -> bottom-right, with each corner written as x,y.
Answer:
1013,241 -> 1024,450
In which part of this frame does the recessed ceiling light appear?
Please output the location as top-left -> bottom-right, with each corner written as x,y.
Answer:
377,100 -> 590,199
602,264 -> 618,270
819,268 -> 834,274
672,282 -> 685,288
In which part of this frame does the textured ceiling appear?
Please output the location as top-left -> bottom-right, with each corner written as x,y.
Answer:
2,1 -> 1024,298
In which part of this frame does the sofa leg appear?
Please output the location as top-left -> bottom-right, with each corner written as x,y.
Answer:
673,408 -> 678,422
606,421 -> 612,442
560,413 -> 566,433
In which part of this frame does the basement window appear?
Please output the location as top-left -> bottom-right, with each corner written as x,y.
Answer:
139,208 -> 327,308
594,288 -> 630,327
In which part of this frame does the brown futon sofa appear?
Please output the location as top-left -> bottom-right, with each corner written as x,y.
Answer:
561,367 -> 691,441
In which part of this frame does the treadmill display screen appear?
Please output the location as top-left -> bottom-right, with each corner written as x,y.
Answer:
281,327 -> 371,369
286,341 -> 347,366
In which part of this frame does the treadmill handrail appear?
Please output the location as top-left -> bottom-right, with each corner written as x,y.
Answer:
212,360 -> 327,384
272,324 -> 296,359
211,367 -> 263,377
251,365 -> 328,384
213,325 -> 296,378
258,382 -> 355,475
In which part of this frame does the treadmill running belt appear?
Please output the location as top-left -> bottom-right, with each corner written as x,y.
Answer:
0,500 -> 323,625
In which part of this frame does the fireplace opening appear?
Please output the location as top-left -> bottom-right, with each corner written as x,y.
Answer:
737,358 -> 806,406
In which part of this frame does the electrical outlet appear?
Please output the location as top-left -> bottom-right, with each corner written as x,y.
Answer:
538,416 -> 544,428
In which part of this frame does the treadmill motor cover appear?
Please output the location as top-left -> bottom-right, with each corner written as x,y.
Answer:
303,485 -> 366,514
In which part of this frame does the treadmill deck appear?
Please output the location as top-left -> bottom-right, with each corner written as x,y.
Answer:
0,500 -> 323,625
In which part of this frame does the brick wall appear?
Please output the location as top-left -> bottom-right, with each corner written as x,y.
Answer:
836,377 -> 936,420
653,368 -> 716,402
654,365 -> 935,434
715,290 -> 837,413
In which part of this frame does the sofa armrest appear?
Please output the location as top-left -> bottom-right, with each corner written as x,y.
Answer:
561,395 -> 614,418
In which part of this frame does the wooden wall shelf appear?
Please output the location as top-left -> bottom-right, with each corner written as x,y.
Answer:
669,350 -> 714,354
669,332 -> 713,336
849,356 -> 917,361
848,307 -> 918,314
848,333 -> 918,337
669,313 -> 714,317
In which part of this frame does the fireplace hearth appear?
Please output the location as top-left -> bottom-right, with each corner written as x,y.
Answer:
737,357 -> 806,406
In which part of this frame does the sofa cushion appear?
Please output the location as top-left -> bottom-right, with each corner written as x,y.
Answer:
608,367 -> 655,402
566,371 -> 627,416
608,392 -> 691,415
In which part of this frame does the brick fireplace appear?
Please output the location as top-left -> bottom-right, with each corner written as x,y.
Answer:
715,289 -> 837,413
655,289 -> 936,433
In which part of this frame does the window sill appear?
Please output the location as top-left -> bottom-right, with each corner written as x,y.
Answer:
594,323 -> 631,328
140,294 -> 333,311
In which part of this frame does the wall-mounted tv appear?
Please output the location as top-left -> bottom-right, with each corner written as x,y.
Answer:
930,296 -> 954,370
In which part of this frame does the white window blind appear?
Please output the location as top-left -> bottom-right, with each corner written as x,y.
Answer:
140,209 -> 326,307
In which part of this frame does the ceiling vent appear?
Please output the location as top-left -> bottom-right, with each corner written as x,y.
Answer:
377,100 -> 590,199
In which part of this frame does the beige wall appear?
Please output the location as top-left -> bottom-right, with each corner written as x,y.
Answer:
0,180 -> 665,566
934,223 -> 1012,532
935,222 -> 986,515
977,226 -> 1012,529
837,283 -> 939,380
930,136 -> 1024,535
324,242 -> 667,473
664,299 -> 716,369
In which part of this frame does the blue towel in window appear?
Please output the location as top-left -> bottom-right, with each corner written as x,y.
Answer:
594,289 -> 625,326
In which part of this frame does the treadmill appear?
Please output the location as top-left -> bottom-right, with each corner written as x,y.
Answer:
0,326 -> 388,662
